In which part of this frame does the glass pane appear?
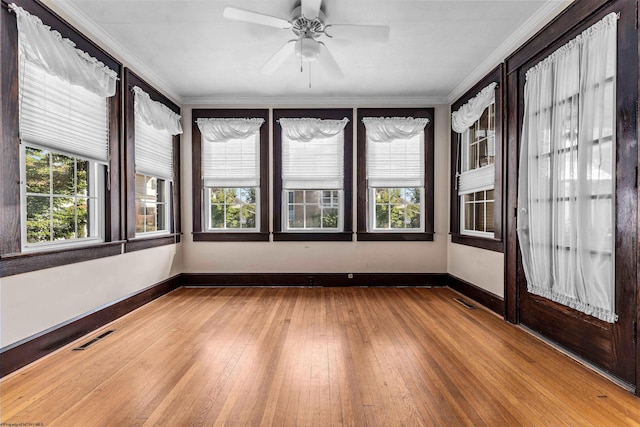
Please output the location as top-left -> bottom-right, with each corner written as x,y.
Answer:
306,204 -> 321,228
464,202 -> 474,231
26,195 -> 50,243
226,206 -> 241,229
305,190 -> 319,204
468,143 -> 478,170
406,204 -> 421,229
52,154 -> 74,195
77,198 -> 88,238
52,197 -> 76,240
293,190 -> 304,204
323,208 -> 339,228
145,204 -> 157,232
375,188 -> 388,204
210,188 -> 225,203
485,201 -> 495,233
486,190 -> 494,201
290,205 -> 304,228
389,188 -> 402,205
25,147 -> 50,194
77,159 -> 89,196
390,206 -> 406,229
156,179 -> 166,203
210,205 -> 225,228
376,204 -> 389,229
240,187 -> 256,204
136,200 -> 145,233
474,202 -> 485,232
145,177 -> 158,203
478,139 -> 489,168
242,204 -> 256,229
406,188 -> 421,204
157,202 -> 166,231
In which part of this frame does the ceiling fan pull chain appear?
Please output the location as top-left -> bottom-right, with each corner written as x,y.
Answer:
309,63 -> 312,89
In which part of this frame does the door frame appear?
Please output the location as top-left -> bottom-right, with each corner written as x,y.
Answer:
504,0 -> 639,393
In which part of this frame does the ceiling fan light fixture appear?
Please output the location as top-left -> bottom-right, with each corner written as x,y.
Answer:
295,38 -> 321,62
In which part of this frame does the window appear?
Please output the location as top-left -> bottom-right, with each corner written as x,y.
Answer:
192,109 -> 269,241
0,3 -> 122,276
273,109 -> 353,241
357,108 -> 434,241
126,76 -> 182,245
458,98 -> 495,237
22,147 -> 103,249
450,66 -> 503,251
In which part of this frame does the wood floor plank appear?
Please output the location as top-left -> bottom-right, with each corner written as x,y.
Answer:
2,287 -> 640,427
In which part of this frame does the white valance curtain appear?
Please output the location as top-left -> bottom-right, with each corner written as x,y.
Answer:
517,13 -> 617,323
12,3 -> 116,165
133,87 -> 181,180
363,117 -> 427,188
451,83 -> 497,133
197,118 -> 264,188
452,83 -> 497,195
280,118 -> 348,190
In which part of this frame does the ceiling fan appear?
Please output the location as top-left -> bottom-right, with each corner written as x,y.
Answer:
223,0 -> 390,78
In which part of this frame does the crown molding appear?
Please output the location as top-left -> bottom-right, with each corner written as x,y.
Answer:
447,0 -> 573,104
182,95 -> 449,107
42,0 -> 183,105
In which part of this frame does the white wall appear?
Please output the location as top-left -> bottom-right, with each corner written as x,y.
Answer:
181,105 -> 449,274
1,244 -> 182,348
447,241 -> 504,298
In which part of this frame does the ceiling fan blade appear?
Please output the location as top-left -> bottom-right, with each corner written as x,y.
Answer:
324,24 -> 390,43
301,0 -> 322,20
223,6 -> 292,30
318,43 -> 343,79
261,40 -> 297,75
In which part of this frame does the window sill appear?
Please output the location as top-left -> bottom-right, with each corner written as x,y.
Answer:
357,232 -> 434,242
0,241 -> 125,278
192,231 -> 270,242
451,233 -> 503,252
272,232 -> 353,242
125,234 -> 182,253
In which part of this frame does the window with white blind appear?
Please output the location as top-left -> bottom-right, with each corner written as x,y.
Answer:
198,118 -> 263,232
131,85 -> 182,237
357,109 -> 433,240
280,117 -> 347,232
273,109 -> 353,241
13,4 -> 117,251
458,100 -> 496,237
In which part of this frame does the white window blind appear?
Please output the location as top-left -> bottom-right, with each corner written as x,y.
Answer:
133,87 -> 181,180
198,118 -> 263,188
280,118 -> 348,190
458,165 -> 495,195
13,3 -> 117,164
282,133 -> 344,190
19,58 -> 109,163
364,117 -> 427,188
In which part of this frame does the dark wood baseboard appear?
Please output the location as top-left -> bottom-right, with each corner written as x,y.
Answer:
447,274 -> 504,316
0,274 -> 181,378
181,272 -> 449,288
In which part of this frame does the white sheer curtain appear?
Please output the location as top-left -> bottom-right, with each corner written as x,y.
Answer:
197,118 -> 264,188
517,13 -> 617,323
279,117 -> 349,142
133,87 -> 182,135
279,118 -> 348,190
11,4 -> 117,97
363,117 -> 427,187
451,83 -> 497,133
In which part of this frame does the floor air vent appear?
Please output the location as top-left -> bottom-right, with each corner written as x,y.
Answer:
454,298 -> 475,309
73,330 -> 115,351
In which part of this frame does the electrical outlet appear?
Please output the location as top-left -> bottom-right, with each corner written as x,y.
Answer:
347,273 -> 353,279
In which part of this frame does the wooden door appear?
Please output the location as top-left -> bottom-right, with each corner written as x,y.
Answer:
505,0 -> 637,389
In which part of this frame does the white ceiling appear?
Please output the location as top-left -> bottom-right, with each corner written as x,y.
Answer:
46,0 -> 571,104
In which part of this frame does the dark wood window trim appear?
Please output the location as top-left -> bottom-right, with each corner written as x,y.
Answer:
273,108 -> 354,242
124,69 -> 181,250
0,0 -> 123,277
191,108 -> 269,242
449,65 -> 504,252
356,108 -> 434,241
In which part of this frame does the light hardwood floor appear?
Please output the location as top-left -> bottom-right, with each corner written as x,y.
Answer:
1,287 -> 639,426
